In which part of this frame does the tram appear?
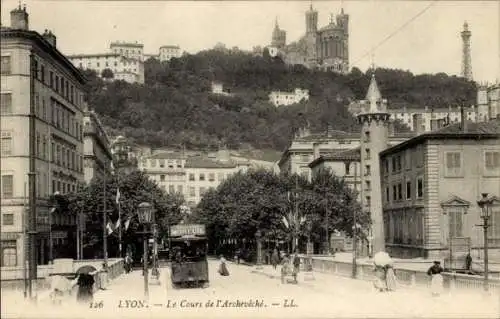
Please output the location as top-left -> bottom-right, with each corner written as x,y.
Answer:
169,224 -> 209,288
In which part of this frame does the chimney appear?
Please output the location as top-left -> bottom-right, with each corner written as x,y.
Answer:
42,30 -> 57,47
313,143 -> 320,160
10,4 -> 29,30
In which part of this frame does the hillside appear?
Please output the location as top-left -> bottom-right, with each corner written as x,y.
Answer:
84,49 -> 476,151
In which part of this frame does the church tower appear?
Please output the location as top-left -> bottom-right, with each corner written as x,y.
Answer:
357,74 -> 390,255
461,21 -> 473,81
271,18 -> 286,49
305,4 -> 318,34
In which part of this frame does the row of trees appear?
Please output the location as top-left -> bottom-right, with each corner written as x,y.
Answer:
65,171 -> 184,258
82,49 -> 476,151
192,168 -> 370,254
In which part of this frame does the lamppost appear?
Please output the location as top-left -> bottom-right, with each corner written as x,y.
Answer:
255,230 -> 263,270
477,193 -> 493,292
137,202 -> 153,299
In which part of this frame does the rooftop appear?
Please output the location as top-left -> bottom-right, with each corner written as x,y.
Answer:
184,156 -> 237,169
380,120 -> 500,156
309,147 -> 361,168
1,27 -> 87,85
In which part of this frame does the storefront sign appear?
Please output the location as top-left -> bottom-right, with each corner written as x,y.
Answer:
170,224 -> 206,237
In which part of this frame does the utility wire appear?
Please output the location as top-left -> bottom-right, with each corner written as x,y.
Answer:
352,0 -> 439,67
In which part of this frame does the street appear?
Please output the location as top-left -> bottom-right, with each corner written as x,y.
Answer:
2,259 -> 499,319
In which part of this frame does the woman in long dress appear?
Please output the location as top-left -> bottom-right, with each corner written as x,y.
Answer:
385,265 -> 398,291
76,274 -> 95,304
373,265 -> 387,292
218,255 -> 230,276
427,261 -> 444,296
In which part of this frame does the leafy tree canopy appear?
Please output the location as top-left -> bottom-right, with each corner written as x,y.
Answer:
192,168 -> 368,248
68,171 -> 185,253
83,50 -> 476,151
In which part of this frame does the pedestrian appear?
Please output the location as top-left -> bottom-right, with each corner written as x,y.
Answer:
76,273 -> 95,304
218,255 -> 230,276
373,265 -> 387,292
271,248 -> 279,270
384,264 -> 397,291
427,261 -> 444,297
292,251 -> 300,283
465,253 -> 472,274
280,253 -> 291,284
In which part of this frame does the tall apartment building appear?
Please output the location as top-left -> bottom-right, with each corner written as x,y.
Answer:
1,5 -> 86,266
158,45 -> 181,62
67,41 -> 145,84
83,108 -> 113,183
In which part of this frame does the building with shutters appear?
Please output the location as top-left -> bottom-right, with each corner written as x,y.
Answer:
380,120 -> 500,260
1,5 -> 86,267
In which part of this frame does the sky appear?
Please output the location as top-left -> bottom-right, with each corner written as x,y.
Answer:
1,0 -> 499,83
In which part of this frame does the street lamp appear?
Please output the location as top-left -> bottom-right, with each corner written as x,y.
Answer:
255,230 -> 263,270
137,202 -> 153,298
477,193 -> 493,292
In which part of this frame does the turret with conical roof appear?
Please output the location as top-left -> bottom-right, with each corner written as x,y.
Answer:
357,74 -> 390,255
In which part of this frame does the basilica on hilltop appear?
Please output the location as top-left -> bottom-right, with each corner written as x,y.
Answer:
269,4 -> 349,74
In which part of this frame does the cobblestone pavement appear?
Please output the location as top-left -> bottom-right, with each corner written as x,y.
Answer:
2,260 -> 498,319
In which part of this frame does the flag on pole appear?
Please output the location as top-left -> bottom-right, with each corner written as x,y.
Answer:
282,216 -> 289,229
115,218 -> 121,230
115,188 -> 121,204
50,207 -> 57,214
106,222 -> 114,235
124,217 -> 131,231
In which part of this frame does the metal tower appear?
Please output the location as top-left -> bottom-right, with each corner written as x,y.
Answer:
461,21 -> 473,81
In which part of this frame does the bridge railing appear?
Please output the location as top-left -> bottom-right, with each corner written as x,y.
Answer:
300,256 -> 500,293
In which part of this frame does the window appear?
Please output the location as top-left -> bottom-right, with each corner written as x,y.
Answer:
177,185 -> 183,194
365,180 -> 371,191
406,181 -> 411,200
169,185 -> 175,193
397,183 -> 403,200
189,187 -> 196,197
217,172 -> 224,181
365,149 -> 371,160
449,210 -> 463,238
416,177 -> 424,199
1,131 -> 12,155
365,165 -> 371,176
397,156 -> 402,171
199,187 -> 206,196
485,151 -> 500,171
199,173 -> 205,181
385,187 -> 390,202
1,175 -> 13,198
1,93 -> 12,114
1,241 -> 17,266
2,214 -> 14,225
383,159 -> 389,174
445,152 -> 462,176
301,155 -> 309,163
392,185 -> 397,201
208,173 -> 215,182
1,56 -> 11,74
365,196 -> 371,207
364,131 -> 371,142
189,173 -> 195,181
159,159 -> 165,168
160,175 -> 165,182
488,209 -> 500,245
150,159 -> 156,167
50,71 -> 54,88
40,65 -> 45,83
